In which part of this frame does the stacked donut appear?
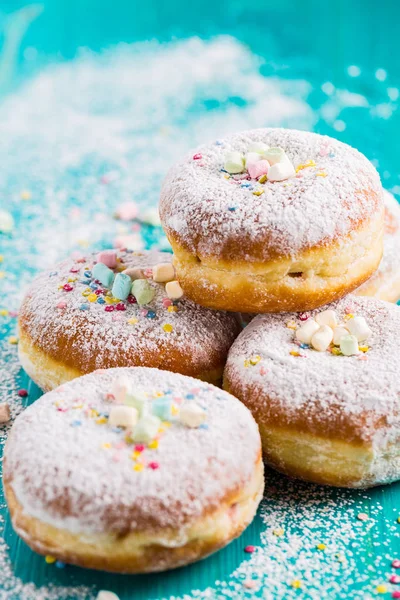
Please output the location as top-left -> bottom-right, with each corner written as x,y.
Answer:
4,128 -> 400,575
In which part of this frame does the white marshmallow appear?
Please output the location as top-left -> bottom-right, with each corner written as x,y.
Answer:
267,157 -> 296,182
263,146 -> 286,165
340,334 -> 359,356
97,592 -> 120,600
0,209 -> 14,233
180,402 -> 207,428
139,207 -> 161,226
108,405 -> 138,429
166,280 -> 184,300
316,309 -> 339,329
295,319 -> 320,344
333,325 -> 350,346
152,262 -> 175,283
245,152 -> 262,168
224,151 -> 244,174
247,141 -> 269,154
346,316 -> 372,342
311,325 -> 333,352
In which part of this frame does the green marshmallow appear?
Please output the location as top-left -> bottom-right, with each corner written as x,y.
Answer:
132,414 -> 161,443
131,278 -> 155,305
124,390 -> 147,416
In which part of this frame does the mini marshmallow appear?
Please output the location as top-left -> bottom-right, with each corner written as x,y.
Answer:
247,141 -> 269,154
333,325 -> 350,346
152,263 -> 175,283
152,397 -> 173,420
124,390 -> 147,416
263,146 -> 286,165
0,402 -> 10,424
247,159 -> 270,180
131,279 -> 155,305
132,414 -> 161,443
96,250 -> 117,269
224,151 -> 244,174
112,272 -> 132,300
311,325 -> 333,352
346,316 -> 372,342
110,377 -> 132,403
340,334 -> 359,356
123,267 -> 144,280
165,280 -> 184,300
108,405 -> 138,429
92,262 -> 115,288
139,207 -> 161,227
295,319 -> 320,344
316,309 -> 339,329
244,152 -> 262,168
115,201 -> 138,221
179,402 -> 207,428
0,209 -> 14,233
267,158 -> 296,182
97,591 -> 120,600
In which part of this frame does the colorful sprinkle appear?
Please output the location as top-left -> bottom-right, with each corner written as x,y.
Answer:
193,153 -> 202,160
17,389 -> 28,397
45,555 -> 56,564
148,461 -> 159,470
163,323 -> 173,333
290,580 -> 302,589
146,310 -> 156,319
133,463 -> 144,472
252,189 -> 264,196
376,584 -> 387,594
244,545 -> 255,554
273,528 -> 285,537
317,543 -> 326,551
8,336 -> 18,345
357,512 -> 369,521
105,305 -> 114,312
390,575 -> 400,584
63,283 -> 73,292
392,560 -> 400,568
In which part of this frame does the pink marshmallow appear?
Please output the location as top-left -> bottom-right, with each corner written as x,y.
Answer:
116,202 -> 138,221
247,159 -> 270,179
96,250 -> 117,268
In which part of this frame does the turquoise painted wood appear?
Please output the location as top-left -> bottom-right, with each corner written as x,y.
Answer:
0,0 -> 399,598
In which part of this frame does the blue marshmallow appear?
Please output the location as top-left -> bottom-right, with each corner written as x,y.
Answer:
112,272 -> 132,300
92,262 -> 115,288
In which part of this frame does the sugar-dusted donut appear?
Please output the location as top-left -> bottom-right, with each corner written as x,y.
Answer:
224,295 -> 400,488
160,128 -> 384,313
355,189 -> 400,302
18,250 -> 241,391
4,367 -> 264,573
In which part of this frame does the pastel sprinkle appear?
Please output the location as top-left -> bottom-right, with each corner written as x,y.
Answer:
56,301 -> 67,309
357,512 -> 369,521
8,336 -> 18,345
392,560 -> 400,568
291,580 -> 302,589
273,528 -> 285,537
0,309 -> 8,316
376,585 -> 387,594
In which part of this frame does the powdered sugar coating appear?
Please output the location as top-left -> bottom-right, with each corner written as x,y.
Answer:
19,250 -> 240,375
160,128 -> 382,261
358,189 -> 400,286
4,367 -> 261,534
225,295 -> 400,446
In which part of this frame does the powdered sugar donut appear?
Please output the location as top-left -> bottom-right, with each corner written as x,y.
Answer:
18,250 -> 241,391
355,189 -> 400,302
4,367 -> 263,573
224,295 -> 400,488
160,128 -> 384,313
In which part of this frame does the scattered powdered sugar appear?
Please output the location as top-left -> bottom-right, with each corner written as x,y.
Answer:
160,128 -> 382,261
19,249 -> 240,376
5,367 -> 260,534
163,470 -> 400,600
225,294 -> 400,449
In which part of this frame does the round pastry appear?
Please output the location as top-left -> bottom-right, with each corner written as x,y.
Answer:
355,189 -> 400,302
160,128 -> 384,313
18,249 -> 241,392
224,295 -> 400,488
4,367 -> 264,573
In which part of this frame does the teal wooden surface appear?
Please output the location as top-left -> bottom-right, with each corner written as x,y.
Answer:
0,0 -> 399,598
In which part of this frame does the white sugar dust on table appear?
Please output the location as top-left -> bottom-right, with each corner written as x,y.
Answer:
0,36 -> 399,600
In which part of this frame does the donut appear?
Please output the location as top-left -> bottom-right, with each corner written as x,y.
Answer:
3,367 -> 264,573
18,249 -> 241,392
160,128 -> 384,313
355,189 -> 400,302
223,295 -> 400,488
